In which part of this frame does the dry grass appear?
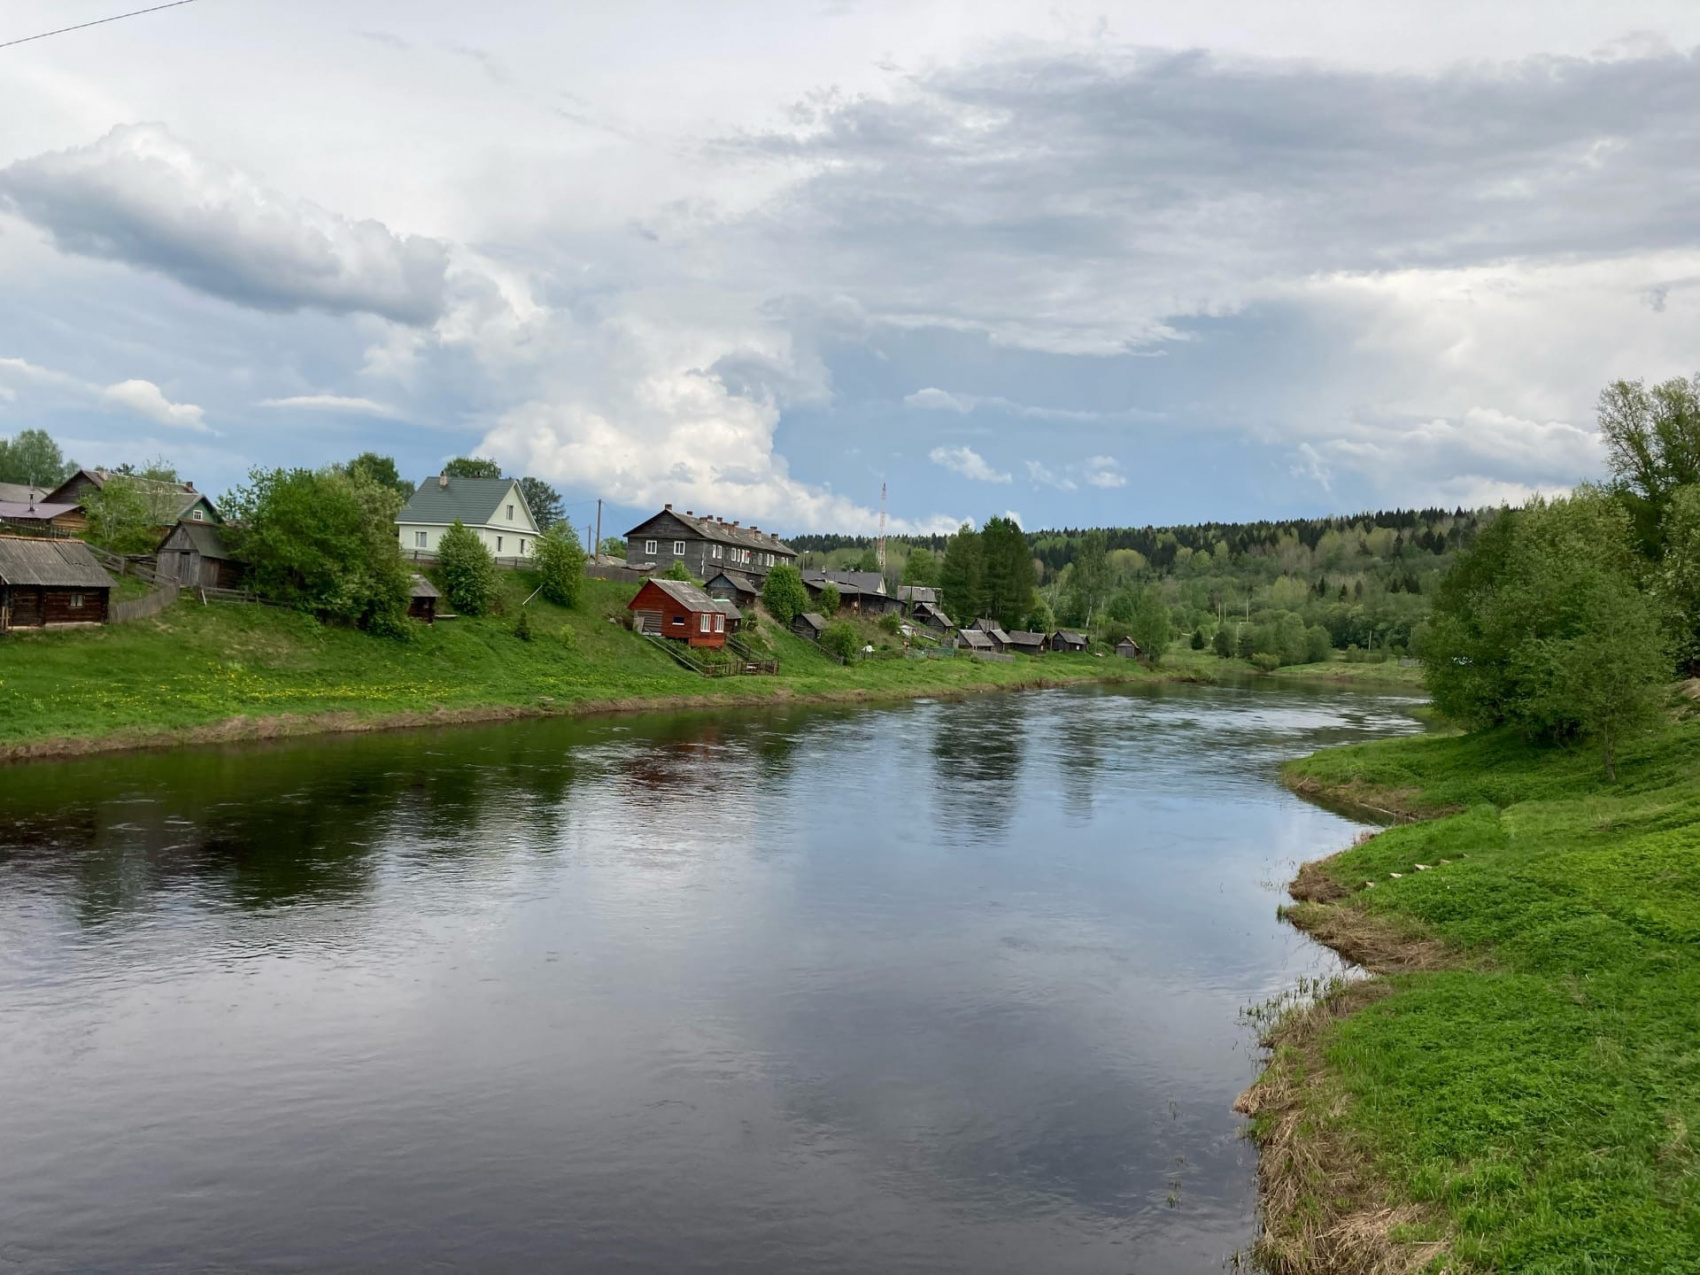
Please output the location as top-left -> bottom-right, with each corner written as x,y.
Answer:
1239,977 -> 1454,1275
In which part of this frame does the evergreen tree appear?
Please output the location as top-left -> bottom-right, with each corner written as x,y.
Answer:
980,516 -> 1035,627
939,523 -> 986,624
518,477 -> 564,530
902,547 -> 942,587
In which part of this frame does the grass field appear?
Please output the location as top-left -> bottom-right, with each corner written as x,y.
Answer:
0,575 -> 1173,757
1244,716 -> 1700,1273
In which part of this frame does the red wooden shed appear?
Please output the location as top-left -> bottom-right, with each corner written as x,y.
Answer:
629,578 -> 727,648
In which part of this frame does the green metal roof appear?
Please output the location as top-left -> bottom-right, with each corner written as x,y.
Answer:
397,477 -> 530,527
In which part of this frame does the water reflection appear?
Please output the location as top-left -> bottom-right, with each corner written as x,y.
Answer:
0,681 -> 1424,1273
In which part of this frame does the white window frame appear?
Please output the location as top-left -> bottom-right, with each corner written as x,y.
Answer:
497,535 -> 504,553
415,531 -> 428,548
712,544 -> 722,559
673,540 -> 686,556
714,613 -> 724,633
645,539 -> 657,555
699,613 -> 711,633
191,509 -> 204,521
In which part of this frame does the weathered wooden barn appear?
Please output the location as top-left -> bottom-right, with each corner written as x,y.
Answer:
704,569 -> 760,609
1003,630 -> 1047,657
955,628 -> 995,652
629,578 -> 727,648
792,611 -> 827,642
155,522 -> 246,590
911,600 -> 954,633
1116,637 -> 1143,659
802,570 -> 902,616
408,574 -> 441,623
0,537 -> 112,631
1051,630 -> 1088,653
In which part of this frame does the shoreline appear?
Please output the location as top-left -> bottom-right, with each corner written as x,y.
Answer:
0,666 -> 1207,767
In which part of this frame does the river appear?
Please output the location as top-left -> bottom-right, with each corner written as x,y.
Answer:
0,679 -> 1423,1273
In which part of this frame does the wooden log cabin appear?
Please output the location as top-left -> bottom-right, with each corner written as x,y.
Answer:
628,578 -> 727,648
0,536 -> 112,631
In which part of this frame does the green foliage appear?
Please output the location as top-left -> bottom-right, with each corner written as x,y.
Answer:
981,515 -> 1036,628
600,535 -> 627,557
878,612 -> 902,635
81,477 -> 166,553
901,547 -> 941,587
1249,652 -> 1280,673
443,457 -> 503,479
820,620 -> 859,662
1652,483 -> 1700,668
437,520 -> 501,617
854,547 -> 879,572
347,452 -> 412,497
1212,623 -> 1234,658
662,560 -> 693,582
1125,587 -> 1171,663
939,523 -> 985,625
1304,623 -> 1332,663
1597,374 -> 1700,550
1024,596 -> 1055,633
0,428 -> 76,487
761,563 -> 808,624
817,583 -> 841,615
1423,488 -> 1669,776
1190,628 -> 1206,650
221,466 -> 412,636
513,607 -> 534,642
1066,529 -> 1112,624
533,523 -> 585,608
518,477 -> 563,530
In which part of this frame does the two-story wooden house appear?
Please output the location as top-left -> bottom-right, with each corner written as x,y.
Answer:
623,505 -> 796,581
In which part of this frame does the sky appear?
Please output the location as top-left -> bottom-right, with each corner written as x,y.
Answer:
3,1 -> 1700,537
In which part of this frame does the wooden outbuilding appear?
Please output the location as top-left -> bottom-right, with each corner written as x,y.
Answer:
1116,637 -> 1143,659
0,536 -> 112,631
712,599 -> 743,633
155,521 -> 246,590
704,569 -> 760,609
408,573 -> 441,623
1004,630 -> 1047,657
0,500 -> 87,536
955,628 -> 995,652
792,611 -> 827,642
629,577 -> 727,648
1051,629 -> 1088,653
912,600 -> 954,633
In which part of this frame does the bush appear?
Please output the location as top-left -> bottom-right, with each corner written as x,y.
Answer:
761,563 -> 808,624
1190,628 -> 1206,650
1250,652 -> 1281,673
1213,623 -> 1234,658
1304,623 -> 1332,664
437,519 -> 501,616
817,583 -> 841,615
878,612 -> 902,635
534,523 -> 585,607
663,560 -> 693,582
821,620 -> 859,661
514,607 -> 534,642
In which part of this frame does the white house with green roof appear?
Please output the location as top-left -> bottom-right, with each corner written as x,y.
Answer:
396,474 -> 540,561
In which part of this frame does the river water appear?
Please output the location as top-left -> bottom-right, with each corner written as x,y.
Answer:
0,680 -> 1422,1273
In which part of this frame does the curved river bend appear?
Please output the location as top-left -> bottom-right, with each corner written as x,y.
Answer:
0,680 -> 1422,1273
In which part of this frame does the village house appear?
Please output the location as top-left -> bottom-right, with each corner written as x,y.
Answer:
792,611 -> 827,642
0,498 -> 86,537
0,537 -> 112,632
624,505 -> 796,580
48,469 -> 219,526
970,618 -> 1014,652
896,584 -> 938,609
911,600 -> 955,634
802,569 -> 902,616
408,574 -> 441,623
703,568 -> 761,609
1003,630 -> 1048,657
1051,630 -> 1089,653
397,474 -> 539,562
155,521 -> 245,590
628,577 -> 728,648
1116,637 -> 1143,659
955,628 -> 995,653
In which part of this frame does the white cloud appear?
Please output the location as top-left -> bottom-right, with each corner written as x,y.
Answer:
1082,455 -> 1126,488
905,386 -> 971,412
1025,460 -> 1076,491
259,395 -> 404,418
1025,455 -> 1126,490
0,124 -> 451,324
928,444 -> 1012,483
100,379 -> 208,431
907,386 -> 1154,422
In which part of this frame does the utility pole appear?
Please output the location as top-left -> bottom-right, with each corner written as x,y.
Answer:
594,499 -> 602,562
876,482 -> 887,572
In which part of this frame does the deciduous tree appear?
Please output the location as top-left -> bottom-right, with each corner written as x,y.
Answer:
534,522 -> 585,607
761,563 -> 808,624
443,457 -> 503,479
437,519 -> 501,616
0,428 -> 75,487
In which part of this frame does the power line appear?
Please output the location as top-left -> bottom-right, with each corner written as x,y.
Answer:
1,0 -> 201,52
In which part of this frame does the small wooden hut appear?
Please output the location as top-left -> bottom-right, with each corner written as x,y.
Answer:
629,578 -> 727,648
1051,630 -> 1088,653
408,573 -> 441,623
792,611 -> 827,642
155,521 -> 245,590
0,536 -> 111,631
1116,637 -> 1143,659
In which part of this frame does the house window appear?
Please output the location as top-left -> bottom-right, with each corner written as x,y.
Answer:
714,614 -> 724,633
673,540 -> 685,556
69,593 -> 83,609
507,504 -> 515,520
415,531 -> 428,548
672,615 -> 684,626
699,613 -> 711,633
519,539 -> 526,555
712,544 -> 722,559
497,536 -> 504,553
192,509 -> 204,521
645,539 -> 657,555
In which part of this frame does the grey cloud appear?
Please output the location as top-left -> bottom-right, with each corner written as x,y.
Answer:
724,44 -> 1700,351
0,124 -> 451,325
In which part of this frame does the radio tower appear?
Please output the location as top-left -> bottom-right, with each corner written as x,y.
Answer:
876,482 -> 888,571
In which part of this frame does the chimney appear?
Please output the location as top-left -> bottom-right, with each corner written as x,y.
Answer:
685,510 -> 694,517
750,525 -> 759,533
439,472 -> 449,489
731,520 -> 739,527
665,502 -> 673,511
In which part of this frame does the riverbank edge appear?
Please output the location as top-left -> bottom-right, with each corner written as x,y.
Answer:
0,664 -> 1206,767
1235,769 -> 1461,1275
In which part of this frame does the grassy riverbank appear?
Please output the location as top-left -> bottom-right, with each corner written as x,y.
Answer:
0,577 -> 1182,762
1243,718 -> 1700,1272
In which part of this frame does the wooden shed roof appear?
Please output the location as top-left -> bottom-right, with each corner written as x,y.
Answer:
639,577 -> 721,612
0,536 -> 112,588
409,572 -> 442,599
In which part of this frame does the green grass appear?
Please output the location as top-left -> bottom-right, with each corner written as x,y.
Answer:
0,576 -> 1169,752
1162,646 -> 1427,688
1266,720 -> 1700,1271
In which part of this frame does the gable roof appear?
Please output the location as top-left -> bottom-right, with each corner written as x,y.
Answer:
957,628 -> 994,649
0,537 -> 112,588
1005,630 -> 1047,645
398,476 -> 531,528
913,600 -> 953,626
0,501 -> 81,522
159,521 -> 239,559
0,483 -> 49,505
639,577 -> 720,612
625,507 -> 796,557
897,585 -> 937,604
794,611 -> 827,632
1054,630 -> 1087,644
704,568 -> 760,594
46,469 -> 217,522
711,599 -> 741,619
409,572 -> 442,600
803,569 -> 885,595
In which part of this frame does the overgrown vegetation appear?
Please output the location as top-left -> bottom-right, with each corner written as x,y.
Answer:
0,427 -> 78,487
435,519 -> 501,617
533,522 -> 585,607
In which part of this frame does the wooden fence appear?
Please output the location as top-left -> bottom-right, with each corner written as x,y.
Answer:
112,582 -> 181,624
